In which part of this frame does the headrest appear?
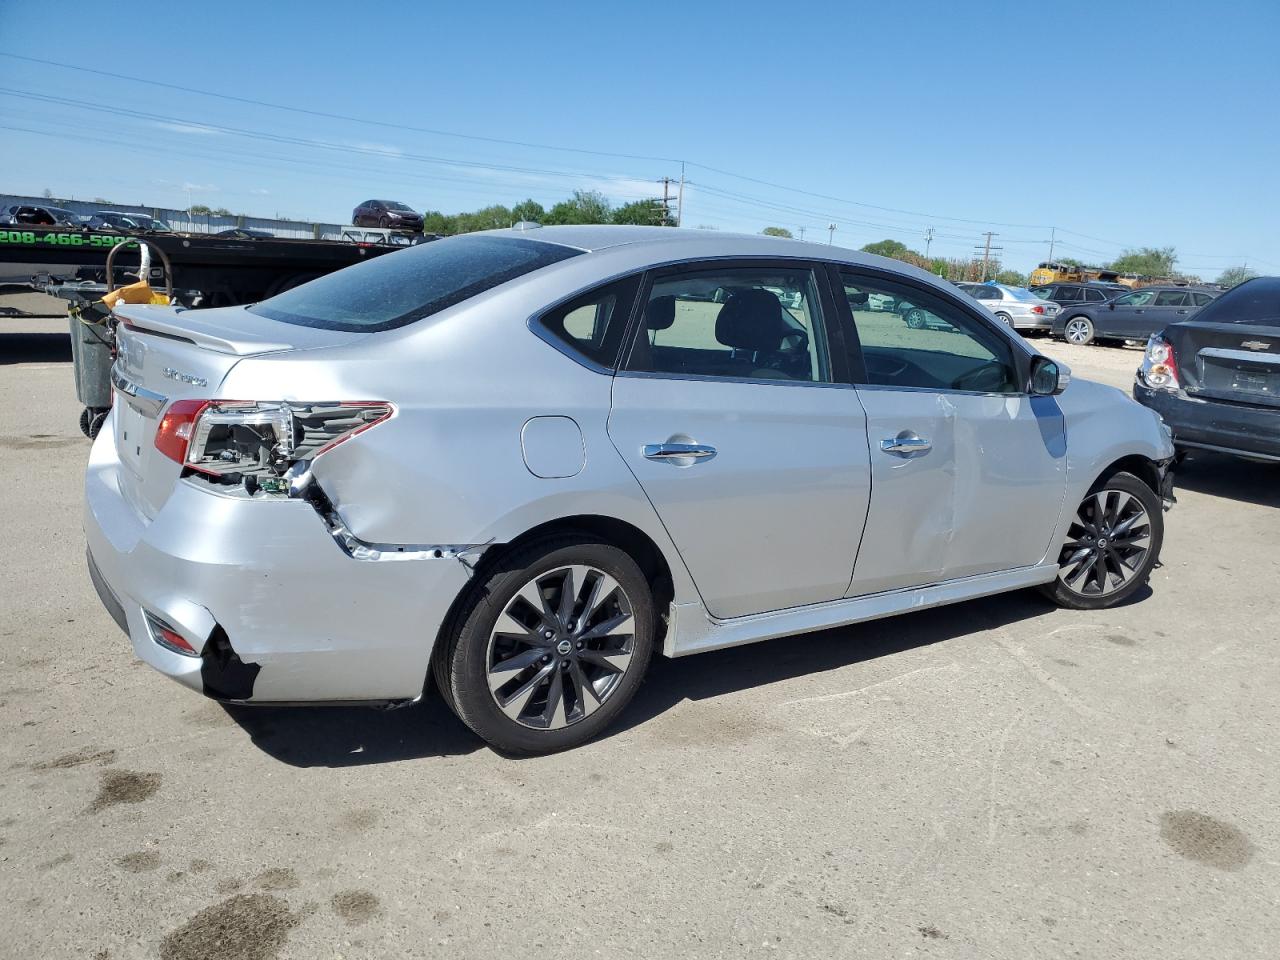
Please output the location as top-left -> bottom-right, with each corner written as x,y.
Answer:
715,288 -> 788,351
645,295 -> 676,331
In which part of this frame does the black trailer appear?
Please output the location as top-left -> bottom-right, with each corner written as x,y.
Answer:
0,224 -> 419,306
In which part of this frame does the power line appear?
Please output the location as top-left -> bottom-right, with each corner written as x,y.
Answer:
0,52 -> 681,166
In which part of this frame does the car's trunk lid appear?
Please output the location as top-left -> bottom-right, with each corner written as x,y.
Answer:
1167,320 -> 1280,408
110,304 -> 367,519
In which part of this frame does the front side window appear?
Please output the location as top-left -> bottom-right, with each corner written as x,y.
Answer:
1154,290 -> 1189,306
624,267 -> 830,383
842,273 -> 1019,394
250,235 -> 580,332
537,275 -> 641,369
1115,290 -> 1157,307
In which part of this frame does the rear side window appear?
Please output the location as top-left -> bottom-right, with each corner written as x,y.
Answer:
249,235 -> 580,332
1084,288 -> 1107,302
1155,291 -> 1189,306
1191,278 -> 1279,324
537,275 -> 642,369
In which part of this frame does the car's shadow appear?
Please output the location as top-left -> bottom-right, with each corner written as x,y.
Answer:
227,589 -> 1069,766
1174,450 -> 1277,508
0,331 -> 72,364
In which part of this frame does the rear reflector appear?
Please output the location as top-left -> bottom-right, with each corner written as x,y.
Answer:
145,613 -> 199,657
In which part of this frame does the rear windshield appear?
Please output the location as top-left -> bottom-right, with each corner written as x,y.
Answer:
1003,286 -> 1043,301
1191,278 -> 1277,325
249,235 -> 581,332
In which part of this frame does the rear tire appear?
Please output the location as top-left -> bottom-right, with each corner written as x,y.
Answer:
995,311 -> 1013,328
433,536 -> 655,754
904,307 -> 927,329
1039,471 -> 1163,610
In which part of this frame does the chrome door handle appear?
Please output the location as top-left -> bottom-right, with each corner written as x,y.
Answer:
880,432 -> 931,458
643,442 -> 717,463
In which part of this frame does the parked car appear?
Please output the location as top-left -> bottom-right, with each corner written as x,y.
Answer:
1134,276 -> 1279,462
351,200 -> 424,231
1030,282 -> 1126,309
956,283 -> 1060,331
0,203 -> 81,226
1051,286 -> 1218,345
213,227 -> 276,239
87,212 -> 173,233
87,227 -> 1173,754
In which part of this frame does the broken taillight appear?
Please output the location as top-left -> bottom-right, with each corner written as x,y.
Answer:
154,400 -> 393,492
1139,335 -> 1179,392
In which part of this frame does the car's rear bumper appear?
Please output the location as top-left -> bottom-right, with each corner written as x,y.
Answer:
1134,381 -> 1280,461
83,417 -> 474,703
1012,314 -> 1055,331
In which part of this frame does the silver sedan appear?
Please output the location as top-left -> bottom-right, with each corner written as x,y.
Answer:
87,227 -> 1174,753
957,282 -> 1061,331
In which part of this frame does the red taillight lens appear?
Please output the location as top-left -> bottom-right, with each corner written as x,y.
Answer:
1031,305 -> 1045,314
154,399 -> 210,464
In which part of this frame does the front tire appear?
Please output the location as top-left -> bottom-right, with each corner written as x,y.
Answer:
434,536 -> 655,754
1063,316 -> 1095,345
904,307 -> 927,329
1040,471 -> 1163,610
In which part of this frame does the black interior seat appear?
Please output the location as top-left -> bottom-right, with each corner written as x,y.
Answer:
714,289 -> 805,379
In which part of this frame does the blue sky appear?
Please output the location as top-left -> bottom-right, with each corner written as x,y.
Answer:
1,0 -> 1277,276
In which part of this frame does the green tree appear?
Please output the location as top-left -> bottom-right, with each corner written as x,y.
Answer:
1109,246 -> 1177,277
42,187 -> 53,199
860,238 -> 912,259
420,210 -> 457,235
611,199 -> 667,226
1215,265 -> 1258,289
994,269 -> 1028,286
211,207 -> 233,217
189,204 -> 213,215
544,190 -> 612,225
761,226 -> 793,238
454,204 -> 513,233
510,199 -> 546,224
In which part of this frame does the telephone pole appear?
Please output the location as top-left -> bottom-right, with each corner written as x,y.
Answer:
798,226 -> 806,241
676,162 -> 685,227
827,222 -> 836,245
924,227 -> 935,259
657,177 -> 678,226
974,231 -> 1002,281
1047,226 -> 1056,261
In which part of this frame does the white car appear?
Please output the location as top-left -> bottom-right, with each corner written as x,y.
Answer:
958,283 -> 1060,331
86,227 -> 1175,754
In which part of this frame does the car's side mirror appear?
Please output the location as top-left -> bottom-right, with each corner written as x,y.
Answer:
1029,356 -> 1069,396
1108,302 -> 1116,310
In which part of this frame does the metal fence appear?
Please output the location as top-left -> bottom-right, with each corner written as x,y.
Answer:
0,194 -> 348,240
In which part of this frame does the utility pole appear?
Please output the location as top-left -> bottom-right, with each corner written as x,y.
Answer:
827,222 -> 836,245
657,177 -> 678,226
974,231 -> 1002,281
924,227 -> 934,259
676,162 -> 685,227
1047,226 -> 1056,261
798,226 -> 806,241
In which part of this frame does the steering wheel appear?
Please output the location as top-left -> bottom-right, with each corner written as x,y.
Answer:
952,362 -> 1008,393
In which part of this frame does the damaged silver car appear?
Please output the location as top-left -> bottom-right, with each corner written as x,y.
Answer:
86,226 -> 1175,753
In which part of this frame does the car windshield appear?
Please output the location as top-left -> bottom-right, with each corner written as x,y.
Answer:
138,217 -> 171,231
385,202 -> 415,212
50,208 -> 78,222
249,235 -> 581,332
1189,278 -> 1279,325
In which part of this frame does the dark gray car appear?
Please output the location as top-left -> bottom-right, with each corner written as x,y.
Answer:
1051,286 -> 1218,345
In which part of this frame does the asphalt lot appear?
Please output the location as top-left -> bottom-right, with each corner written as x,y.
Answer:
1,300 -> 1278,960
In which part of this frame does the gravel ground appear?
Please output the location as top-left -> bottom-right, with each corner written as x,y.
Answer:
1,311 -> 1277,960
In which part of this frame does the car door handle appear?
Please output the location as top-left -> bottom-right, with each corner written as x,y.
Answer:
643,442 -> 717,463
880,432 -> 932,458
1175,309 -> 1189,314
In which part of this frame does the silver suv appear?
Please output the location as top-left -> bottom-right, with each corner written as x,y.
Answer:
86,227 -> 1174,753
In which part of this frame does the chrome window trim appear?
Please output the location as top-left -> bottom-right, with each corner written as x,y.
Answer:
853,382 -> 1030,399
615,369 -> 855,390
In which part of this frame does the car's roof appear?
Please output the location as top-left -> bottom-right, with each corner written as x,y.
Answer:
479,224 -> 931,273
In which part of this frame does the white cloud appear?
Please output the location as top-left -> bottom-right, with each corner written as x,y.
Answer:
250,188 -> 271,196
181,182 -> 218,194
153,121 -> 224,136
